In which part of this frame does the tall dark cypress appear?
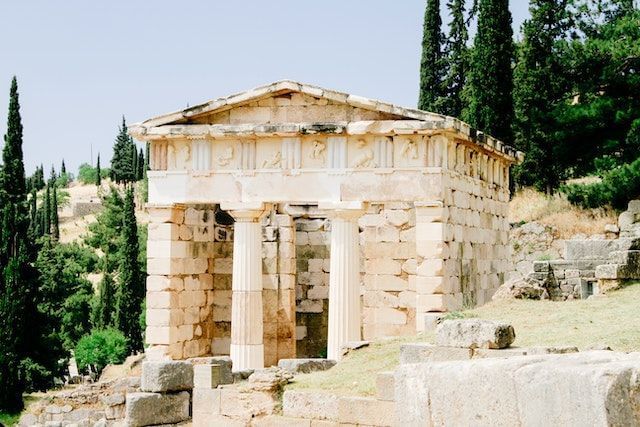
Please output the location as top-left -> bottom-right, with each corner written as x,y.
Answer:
131,144 -> 138,181
49,165 -> 56,184
418,0 -> 447,113
44,184 -> 51,236
111,117 -> 136,184
137,148 -> 145,181
96,154 -> 101,186
94,272 -> 115,329
441,0 -> 469,118
0,77 -> 36,411
60,160 -> 66,175
464,0 -> 515,143
51,185 -> 59,240
115,187 -> 144,353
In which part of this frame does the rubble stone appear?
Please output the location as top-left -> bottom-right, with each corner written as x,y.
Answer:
140,361 -> 193,392
436,319 -> 515,349
124,391 -> 190,427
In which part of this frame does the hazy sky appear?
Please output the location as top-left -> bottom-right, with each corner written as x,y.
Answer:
0,1 -> 530,174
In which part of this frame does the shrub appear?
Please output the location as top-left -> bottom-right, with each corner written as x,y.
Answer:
74,329 -> 128,375
562,156 -> 640,209
77,163 -> 110,185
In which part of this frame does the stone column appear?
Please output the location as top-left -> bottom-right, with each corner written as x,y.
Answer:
322,203 -> 365,360
225,204 -> 269,371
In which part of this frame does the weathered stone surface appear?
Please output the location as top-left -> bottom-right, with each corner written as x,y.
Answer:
124,391 -> 190,427
399,343 -> 472,364
376,371 -> 395,401
219,388 -> 278,421
191,356 -> 233,384
340,340 -> 369,356
248,367 -> 294,392
193,364 -> 221,389
278,359 -> 336,374
395,351 -> 640,426
436,319 -> 515,349
338,396 -> 395,426
282,390 -> 339,421
492,277 -> 544,301
253,415 -> 312,426
140,361 -> 193,392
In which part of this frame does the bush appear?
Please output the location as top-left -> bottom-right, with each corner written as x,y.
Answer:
562,156 -> 640,209
77,163 -> 110,185
74,329 -> 128,375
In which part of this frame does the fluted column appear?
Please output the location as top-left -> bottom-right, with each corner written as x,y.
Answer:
225,204 -> 268,371
324,205 -> 365,360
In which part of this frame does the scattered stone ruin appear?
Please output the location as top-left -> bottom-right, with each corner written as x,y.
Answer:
129,80 -> 522,370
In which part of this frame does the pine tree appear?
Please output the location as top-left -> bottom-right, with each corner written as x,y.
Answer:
418,0 -> 447,113
93,272 -> 115,329
96,154 -> 102,186
111,117 -> 136,184
513,0 -> 572,193
115,187 -> 144,353
51,185 -> 59,240
0,77 -> 37,411
441,0 -> 469,118
464,0 -> 515,143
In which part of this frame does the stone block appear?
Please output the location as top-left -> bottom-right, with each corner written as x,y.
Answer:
140,361 -> 193,392
337,396 -> 395,426
192,388 -> 221,419
278,359 -> 336,374
399,343 -> 472,364
124,391 -> 189,427
422,313 -> 443,331
191,356 -> 234,384
396,352 -> 640,426
376,371 -> 395,401
253,416 -> 311,427
436,319 -> 515,349
219,388 -> 277,420
194,364 -> 221,389
282,390 -> 339,421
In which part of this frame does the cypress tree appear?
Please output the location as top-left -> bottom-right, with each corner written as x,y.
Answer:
0,77 -> 37,411
44,183 -> 51,236
441,0 -> 469,118
49,165 -> 56,185
111,117 -> 136,184
418,0 -> 447,113
61,160 -> 66,175
137,148 -> 145,181
51,185 -> 59,240
96,154 -> 101,186
28,189 -> 38,241
464,0 -> 515,143
93,272 -> 115,329
131,144 -> 138,181
513,0 -> 572,193
115,187 -> 144,353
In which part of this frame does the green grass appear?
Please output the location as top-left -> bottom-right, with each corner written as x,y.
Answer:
0,410 -> 22,426
286,283 -> 640,397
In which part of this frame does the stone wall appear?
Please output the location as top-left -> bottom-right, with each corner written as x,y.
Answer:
145,205 -> 296,364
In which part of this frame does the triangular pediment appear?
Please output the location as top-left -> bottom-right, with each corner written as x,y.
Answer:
137,80 -> 446,128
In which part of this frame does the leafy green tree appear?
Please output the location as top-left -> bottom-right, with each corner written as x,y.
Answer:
464,0 -> 515,143
110,117 -> 136,184
441,0 -> 469,118
0,77 -> 38,411
115,187 -> 144,353
513,0 -> 573,193
74,329 -> 128,375
418,0 -> 447,113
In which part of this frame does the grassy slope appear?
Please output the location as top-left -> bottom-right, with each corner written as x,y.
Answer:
287,283 -> 640,397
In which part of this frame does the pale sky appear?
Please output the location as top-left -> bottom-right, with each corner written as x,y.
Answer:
0,1 -> 530,174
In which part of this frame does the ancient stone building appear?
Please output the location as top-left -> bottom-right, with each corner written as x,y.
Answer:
130,80 -> 522,369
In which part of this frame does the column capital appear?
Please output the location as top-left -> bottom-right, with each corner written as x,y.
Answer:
221,202 -> 272,222
318,201 -> 367,221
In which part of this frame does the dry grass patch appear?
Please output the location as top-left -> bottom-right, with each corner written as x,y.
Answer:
287,284 -> 640,397
509,188 -> 617,238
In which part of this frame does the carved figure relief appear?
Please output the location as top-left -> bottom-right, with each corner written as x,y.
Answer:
400,138 -> 419,160
217,146 -> 234,166
351,139 -> 375,168
310,140 -> 326,163
169,143 -> 191,170
261,150 -> 282,169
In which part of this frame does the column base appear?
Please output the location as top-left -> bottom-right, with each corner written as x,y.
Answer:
230,343 -> 264,371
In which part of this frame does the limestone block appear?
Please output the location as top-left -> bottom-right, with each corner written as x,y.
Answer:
295,232 -> 309,245
124,391 -> 190,427
422,313 -> 443,331
364,242 -> 415,259
148,223 -> 180,241
364,259 -> 401,275
141,361 -> 193,392
178,224 -> 193,241
278,359 -> 337,374
147,258 -> 183,275
395,352 -> 640,426
192,388 -> 221,422
146,327 -> 172,347
253,416 -> 312,427
219,388 -> 278,420
308,259 -> 324,272
194,364 -> 222,389
282,391 -> 339,421
148,206 -> 185,225
436,319 -> 515,349
383,209 -> 410,227
307,286 -> 329,300
191,356 -> 234,384
416,259 -> 445,277
262,242 -> 278,259
358,214 -> 385,228
414,206 -> 448,222
214,258 -> 233,274
279,242 -> 296,259
337,396 -> 395,426
297,300 -> 323,313
415,276 -> 449,295
399,343 -> 472,364
399,227 -> 416,242
371,307 -> 407,325
146,291 -> 178,309
376,371 -> 395,402
146,276 -> 183,292
364,275 -> 408,292
401,259 -> 417,274
416,293 -> 459,313
415,240 -> 447,259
